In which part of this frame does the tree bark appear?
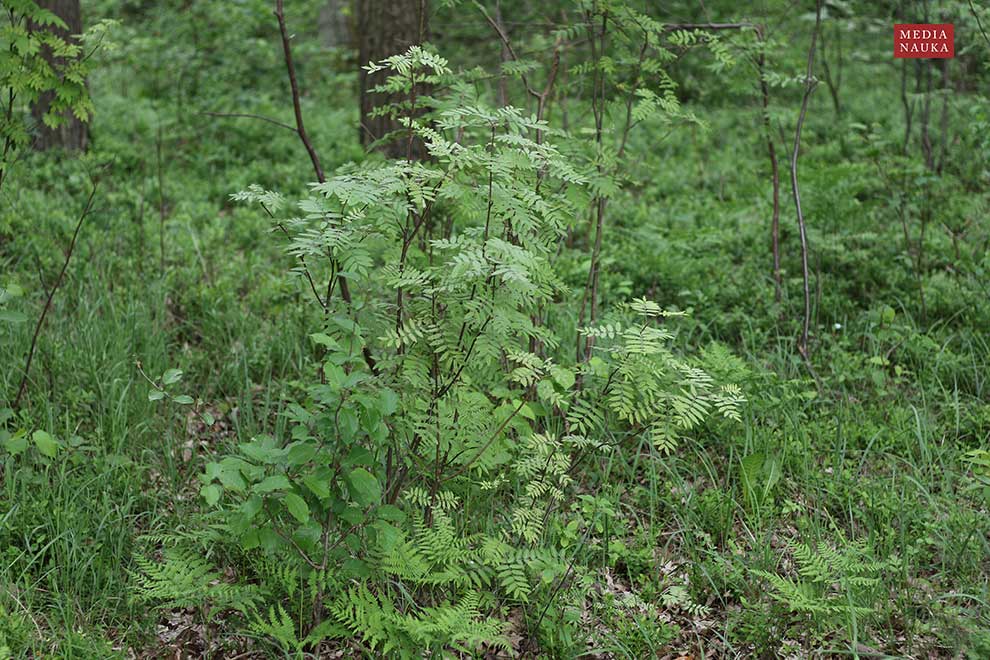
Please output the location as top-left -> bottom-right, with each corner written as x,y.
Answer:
319,0 -> 350,49
31,0 -> 88,152
357,0 -> 429,157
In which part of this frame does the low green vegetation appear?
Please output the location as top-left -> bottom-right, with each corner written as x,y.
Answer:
1,0 -> 989,657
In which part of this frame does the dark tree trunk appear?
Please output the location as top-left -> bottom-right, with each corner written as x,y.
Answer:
357,0 -> 429,157
319,0 -> 351,49
31,0 -> 88,151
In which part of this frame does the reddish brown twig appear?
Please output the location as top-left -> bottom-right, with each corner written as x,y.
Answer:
274,0 -> 325,184
273,0 -> 377,375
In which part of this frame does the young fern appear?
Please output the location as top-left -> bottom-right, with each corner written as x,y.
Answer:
754,536 -> 897,624
130,546 -> 261,616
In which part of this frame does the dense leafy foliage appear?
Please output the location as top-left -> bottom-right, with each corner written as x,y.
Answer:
0,1 -> 111,186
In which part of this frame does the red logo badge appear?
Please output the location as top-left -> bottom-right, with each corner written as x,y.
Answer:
895,24 -> 954,58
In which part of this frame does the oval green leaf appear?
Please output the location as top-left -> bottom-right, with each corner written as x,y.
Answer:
32,430 -> 58,458
347,468 -> 381,507
283,492 -> 310,523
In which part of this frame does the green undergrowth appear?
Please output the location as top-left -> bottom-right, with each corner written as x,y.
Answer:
2,0 -> 988,657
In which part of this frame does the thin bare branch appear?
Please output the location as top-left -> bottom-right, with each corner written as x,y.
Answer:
273,0 -> 378,375
756,29 -> 782,303
969,0 -> 990,49
14,171 -> 102,409
199,111 -> 297,133
273,0 -> 325,183
662,22 -> 757,31
789,0 -> 822,370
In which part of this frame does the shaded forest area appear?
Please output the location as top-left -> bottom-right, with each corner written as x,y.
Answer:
2,0 -> 990,657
